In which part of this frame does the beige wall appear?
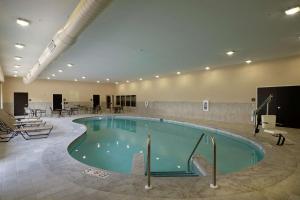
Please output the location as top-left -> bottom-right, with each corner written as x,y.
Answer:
117,55 -> 300,103
0,65 -> 4,82
2,55 -> 300,123
3,77 -> 116,103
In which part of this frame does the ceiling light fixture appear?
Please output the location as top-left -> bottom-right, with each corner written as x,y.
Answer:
96,80 -> 100,83
226,51 -> 235,56
14,56 -> 22,61
81,76 -> 86,79
13,74 -> 17,77
52,74 -> 56,77
47,77 -> 50,80
245,60 -> 252,64
115,82 -> 119,85
155,75 -> 159,78
58,69 -> 63,73
139,78 -> 143,81
14,65 -> 21,68
205,66 -> 210,70
176,71 -> 181,75
74,78 -> 78,82
285,6 -> 300,15
15,43 -> 25,49
106,78 -> 110,81
16,18 -> 30,27
126,80 -> 130,83
67,63 -> 73,67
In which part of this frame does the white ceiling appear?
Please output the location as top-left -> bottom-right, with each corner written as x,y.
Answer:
0,0 -> 79,76
1,0 -> 300,83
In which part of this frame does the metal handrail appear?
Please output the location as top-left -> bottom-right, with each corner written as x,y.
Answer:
145,134 -> 152,190
209,136 -> 218,189
187,133 -> 205,172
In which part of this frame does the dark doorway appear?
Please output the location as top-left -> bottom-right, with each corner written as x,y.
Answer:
93,95 -> 100,108
106,95 -> 111,109
257,86 -> 300,128
53,94 -> 62,110
121,96 -> 125,107
14,92 -> 28,116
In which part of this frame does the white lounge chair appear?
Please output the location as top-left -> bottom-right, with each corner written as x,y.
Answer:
0,110 -> 53,141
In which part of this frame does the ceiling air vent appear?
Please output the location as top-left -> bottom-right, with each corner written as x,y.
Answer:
47,40 -> 56,53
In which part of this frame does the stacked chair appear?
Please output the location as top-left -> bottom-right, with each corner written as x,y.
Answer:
0,110 -> 53,142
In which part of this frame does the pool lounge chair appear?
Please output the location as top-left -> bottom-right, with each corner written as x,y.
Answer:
0,110 -> 43,124
0,121 -> 15,142
0,111 -> 53,141
0,120 -> 53,141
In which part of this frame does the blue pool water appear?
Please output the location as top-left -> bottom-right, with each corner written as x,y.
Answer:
68,116 -> 264,175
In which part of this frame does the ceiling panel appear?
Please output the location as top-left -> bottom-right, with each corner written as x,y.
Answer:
1,0 -> 300,83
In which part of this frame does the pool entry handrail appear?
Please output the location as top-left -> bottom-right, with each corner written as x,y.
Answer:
209,136 -> 218,189
187,133 -> 205,172
145,134 -> 152,190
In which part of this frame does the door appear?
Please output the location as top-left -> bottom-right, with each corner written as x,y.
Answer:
14,92 -> 28,116
93,95 -> 100,108
106,95 -> 111,109
257,86 -> 300,128
53,94 -> 62,110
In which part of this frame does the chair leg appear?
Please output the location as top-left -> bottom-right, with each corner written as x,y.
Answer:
21,127 -> 53,140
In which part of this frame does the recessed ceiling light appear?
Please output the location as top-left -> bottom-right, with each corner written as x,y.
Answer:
16,18 -> 30,27
74,78 -> 78,82
14,56 -> 22,61
126,80 -> 130,83
13,74 -> 17,77
155,75 -> 159,78
81,76 -> 86,79
96,80 -> 100,83
14,65 -> 21,68
245,60 -> 252,64
205,66 -> 210,70
58,69 -> 63,73
139,78 -> 143,81
115,82 -> 119,85
226,51 -> 235,56
106,78 -> 110,81
47,77 -> 50,80
67,63 -> 73,67
176,71 -> 181,75
285,6 -> 300,15
15,43 -> 25,49
13,70 -> 18,73
51,74 -> 56,77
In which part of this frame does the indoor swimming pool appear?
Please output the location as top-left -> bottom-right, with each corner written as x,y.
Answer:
68,116 -> 264,175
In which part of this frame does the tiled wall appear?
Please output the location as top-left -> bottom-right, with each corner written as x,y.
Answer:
4,100 -> 255,124
126,101 -> 255,124
3,101 -> 108,116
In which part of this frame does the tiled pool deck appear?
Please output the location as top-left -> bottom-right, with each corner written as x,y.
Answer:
0,114 -> 299,200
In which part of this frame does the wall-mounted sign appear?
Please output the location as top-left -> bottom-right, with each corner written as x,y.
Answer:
203,100 -> 209,112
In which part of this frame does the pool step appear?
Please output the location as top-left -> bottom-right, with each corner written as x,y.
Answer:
131,153 -> 145,175
192,154 -> 212,176
149,171 -> 199,177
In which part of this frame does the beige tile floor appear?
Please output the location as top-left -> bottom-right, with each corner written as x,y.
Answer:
0,114 -> 299,200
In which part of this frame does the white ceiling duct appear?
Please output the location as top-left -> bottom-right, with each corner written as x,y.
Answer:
23,0 -> 112,84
